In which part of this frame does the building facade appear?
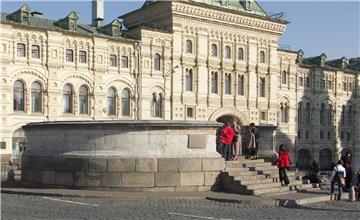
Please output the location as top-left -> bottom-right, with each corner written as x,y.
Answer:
0,0 -> 359,169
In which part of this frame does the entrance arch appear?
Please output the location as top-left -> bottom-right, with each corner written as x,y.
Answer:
297,148 -> 311,170
209,108 -> 248,126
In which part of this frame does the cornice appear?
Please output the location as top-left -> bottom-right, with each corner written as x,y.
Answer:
172,2 -> 286,35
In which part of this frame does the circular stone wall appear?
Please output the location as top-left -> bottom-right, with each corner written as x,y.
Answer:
21,120 -> 225,192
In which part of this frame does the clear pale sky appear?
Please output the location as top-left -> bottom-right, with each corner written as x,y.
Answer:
1,0 -> 359,59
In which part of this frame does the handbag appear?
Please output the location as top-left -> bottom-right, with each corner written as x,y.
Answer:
335,167 -> 345,187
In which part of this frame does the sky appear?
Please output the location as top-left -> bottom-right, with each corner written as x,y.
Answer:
1,0 -> 359,60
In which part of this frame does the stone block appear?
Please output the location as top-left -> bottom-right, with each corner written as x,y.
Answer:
202,158 -> 224,171
74,172 -> 101,187
42,170 -> 55,185
32,170 -> 43,184
188,134 -> 207,148
142,187 -> 176,192
65,158 -> 89,172
21,169 -> 31,182
108,158 -> 135,172
101,173 -> 121,187
122,172 -> 154,187
89,158 -> 107,172
55,171 -> 73,186
179,158 -> 202,172
135,159 -> 157,172
157,158 -> 178,172
180,172 -> 204,186
155,172 -> 180,187
198,186 -> 211,192
175,186 -> 199,192
204,171 -> 221,186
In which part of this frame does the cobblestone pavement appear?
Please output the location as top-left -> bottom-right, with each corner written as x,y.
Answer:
1,194 -> 360,220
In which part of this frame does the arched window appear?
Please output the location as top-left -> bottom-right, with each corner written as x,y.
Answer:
305,76 -> 310,87
211,71 -> 218,94
225,73 -> 231,94
186,40 -> 192,53
238,48 -> 244,60
225,46 -> 231,59
305,102 -> 311,124
320,103 -> 325,125
121,56 -> 129,68
185,68 -> 193,91
259,77 -> 265,97
348,105 -> 352,125
31,45 -> 40,59
280,103 -> 289,123
31,82 -> 42,113
17,43 -> 26,57
298,102 -> 303,125
121,88 -> 130,117
107,87 -> 116,116
282,70 -> 287,84
13,80 -> 25,111
63,84 -> 73,113
328,104 -> 333,125
152,93 -> 162,118
341,105 -> 346,125
259,51 -> 265,63
79,85 -> 88,114
154,53 -> 161,71
211,44 -> 217,57
238,75 -> 244,96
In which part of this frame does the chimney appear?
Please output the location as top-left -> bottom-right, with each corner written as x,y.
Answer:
92,0 -> 104,26
30,11 -> 43,18
94,17 -> 104,28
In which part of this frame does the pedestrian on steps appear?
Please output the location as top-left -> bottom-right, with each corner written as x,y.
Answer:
221,122 -> 235,162
330,160 -> 346,201
231,117 -> 242,160
275,144 -> 291,186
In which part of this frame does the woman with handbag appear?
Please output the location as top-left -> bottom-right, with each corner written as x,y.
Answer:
330,160 -> 346,201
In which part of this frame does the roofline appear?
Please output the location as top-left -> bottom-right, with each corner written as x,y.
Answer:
299,63 -> 360,74
0,16 -> 140,43
120,0 -> 288,25
277,48 -> 298,54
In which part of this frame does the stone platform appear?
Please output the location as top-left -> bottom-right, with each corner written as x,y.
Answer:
21,120 -> 224,191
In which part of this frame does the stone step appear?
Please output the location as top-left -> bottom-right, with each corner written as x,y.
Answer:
235,177 -> 275,185
245,182 -> 282,190
242,159 -> 266,164
251,186 -> 291,196
225,164 -> 250,170
249,166 -> 278,171
224,169 -> 257,175
230,174 -> 267,181
243,162 -> 272,167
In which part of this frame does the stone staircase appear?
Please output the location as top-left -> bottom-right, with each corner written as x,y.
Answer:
221,156 -> 315,196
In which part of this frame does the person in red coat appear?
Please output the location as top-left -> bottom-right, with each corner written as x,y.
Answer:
221,122 -> 236,161
276,144 -> 291,186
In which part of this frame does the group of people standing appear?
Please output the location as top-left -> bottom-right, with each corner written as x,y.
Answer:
218,118 -> 260,162
330,152 -> 360,201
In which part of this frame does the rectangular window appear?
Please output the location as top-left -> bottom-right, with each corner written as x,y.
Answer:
320,131 -> 323,139
299,77 -> 303,87
31,45 -> 40,59
327,80 -> 332,90
327,132 -> 331,139
0,141 -> 6,149
320,79 -> 326,90
305,131 -> 309,139
121,56 -> 128,68
305,77 -> 310,87
79,50 -> 87,63
110,54 -> 117,67
186,107 -> 194,118
343,82 -> 347,91
17,43 -> 26,57
66,49 -> 74,62
260,111 -> 266,121
347,132 -> 351,141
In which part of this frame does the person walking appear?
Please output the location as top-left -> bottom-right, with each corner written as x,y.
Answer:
330,160 -> 346,201
275,144 -> 291,186
249,123 -> 259,159
231,117 -> 242,160
221,122 -> 235,162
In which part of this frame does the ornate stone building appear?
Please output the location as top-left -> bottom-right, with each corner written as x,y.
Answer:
0,0 -> 359,169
